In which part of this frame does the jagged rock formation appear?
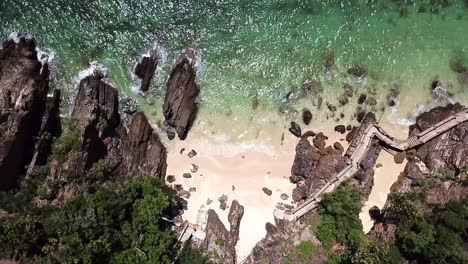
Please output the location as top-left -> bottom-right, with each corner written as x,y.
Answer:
134,49 -> 159,93
0,37 -> 50,190
201,200 -> 244,264
36,71 -> 167,205
370,103 -> 468,243
289,136 -> 347,203
163,49 -> 200,140
26,89 -> 62,176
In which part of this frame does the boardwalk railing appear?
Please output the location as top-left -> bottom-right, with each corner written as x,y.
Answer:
276,108 -> 468,221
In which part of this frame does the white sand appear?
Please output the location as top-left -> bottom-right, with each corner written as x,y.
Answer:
166,135 -> 297,261
359,151 -> 407,233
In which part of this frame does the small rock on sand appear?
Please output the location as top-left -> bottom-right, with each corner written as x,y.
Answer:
188,149 -> 197,158
262,187 -> 273,196
218,194 -> 228,210
190,163 -> 199,173
394,152 -> 406,164
174,184 -> 183,192
376,163 -> 383,168
280,193 -> 289,200
289,121 -> 302,138
206,198 -> 213,205
166,175 -> 176,183
183,173 -> 192,178
180,148 -> 185,155
179,190 -> 191,199
302,108 -> 313,125
189,187 -> 197,192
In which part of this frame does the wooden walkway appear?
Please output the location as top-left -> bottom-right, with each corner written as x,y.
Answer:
275,108 -> 468,221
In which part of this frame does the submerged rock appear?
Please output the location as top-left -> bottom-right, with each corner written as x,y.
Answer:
347,64 -> 367,78
163,49 -> 200,140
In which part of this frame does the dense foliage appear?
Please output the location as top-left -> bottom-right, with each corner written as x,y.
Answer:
0,177 -> 184,263
387,192 -> 468,264
314,181 -> 468,264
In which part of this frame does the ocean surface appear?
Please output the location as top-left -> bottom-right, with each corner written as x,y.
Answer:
1,0 -> 468,142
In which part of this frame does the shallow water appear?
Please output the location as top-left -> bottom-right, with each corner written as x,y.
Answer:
1,0 -> 468,138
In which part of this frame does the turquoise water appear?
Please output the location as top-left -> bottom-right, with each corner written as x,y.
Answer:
1,0 -> 468,121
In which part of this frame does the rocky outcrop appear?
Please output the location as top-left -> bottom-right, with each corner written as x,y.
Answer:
0,37 -> 50,190
134,49 -> 159,93
163,49 -> 200,140
119,112 -> 167,178
35,71 -> 167,205
370,103 -> 468,242
26,89 -> 62,176
289,135 -> 347,203
201,200 -> 244,264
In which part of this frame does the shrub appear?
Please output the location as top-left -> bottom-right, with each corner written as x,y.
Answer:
296,241 -> 315,261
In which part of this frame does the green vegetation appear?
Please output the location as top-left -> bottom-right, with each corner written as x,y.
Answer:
315,182 -> 364,254
50,123 -> 82,163
0,177 -> 208,263
177,240 -> 211,264
214,238 -> 225,246
387,193 -> 468,264
314,182 -> 403,264
296,241 -> 315,261
437,167 -> 456,181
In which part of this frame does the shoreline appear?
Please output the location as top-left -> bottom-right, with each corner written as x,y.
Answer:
165,114 -> 410,261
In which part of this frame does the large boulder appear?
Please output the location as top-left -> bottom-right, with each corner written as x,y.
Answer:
163,49 -> 200,140
134,49 -> 159,93
0,37 -> 50,190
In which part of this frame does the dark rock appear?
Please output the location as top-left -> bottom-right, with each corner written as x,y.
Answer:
376,163 -> 383,168
119,112 -> 167,179
346,127 -> 358,142
346,125 -> 352,131
190,163 -> 199,173
189,187 -> 196,192
206,198 -> 213,205
219,194 -> 228,210
347,64 -> 367,78
357,111 -> 367,123
202,201 -> 244,264
179,190 -> 191,199
338,95 -> 349,106
369,206 -> 382,221
394,152 -> 406,164
134,49 -> 159,93
183,173 -> 192,178
343,83 -> 354,97
174,184 -> 183,191
166,128 -> 176,140
280,193 -> 289,200
166,175 -> 176,183
163,49 -> 200,140
313,132 -> 328,150
333,142 -> 344,153
357,94 -> 367,104
302,108 -> 313,125
262,187 -> 272,196
285,86 -> 300,102
26,89 -> 62,176
188,149 -> 197,158
334,125 -> 346,134
302,79 -> 322,96
302,131 -> 316,139
0,37 -> 50,190
292,185 -> 308,202
290,138 -> 315,183
288,121 -> 302,138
